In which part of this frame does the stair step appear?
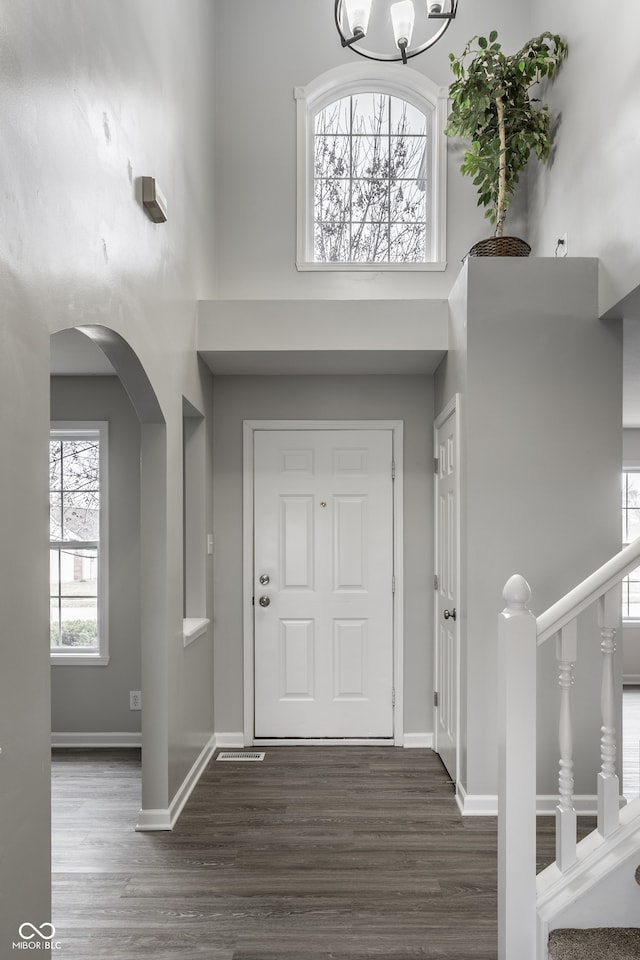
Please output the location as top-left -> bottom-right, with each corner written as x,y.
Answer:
549,928 -> 640,959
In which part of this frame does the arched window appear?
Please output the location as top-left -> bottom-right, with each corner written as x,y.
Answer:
295,63 -> 448,271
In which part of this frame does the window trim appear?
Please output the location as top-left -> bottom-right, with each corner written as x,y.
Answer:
50,421 -> 109,666
295,62 -> 448,271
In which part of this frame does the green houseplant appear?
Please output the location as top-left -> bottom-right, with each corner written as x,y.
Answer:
445,30 -> 568,256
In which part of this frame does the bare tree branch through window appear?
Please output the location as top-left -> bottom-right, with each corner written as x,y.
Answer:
50,432 -> 101,651
314,93 -> 429,263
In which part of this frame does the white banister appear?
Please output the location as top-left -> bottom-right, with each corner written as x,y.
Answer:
500,544 -> 635,957
537,537 -> 640,645
498,574 -> 537,960
598,585 -> 620,838
556,620 -> 577,872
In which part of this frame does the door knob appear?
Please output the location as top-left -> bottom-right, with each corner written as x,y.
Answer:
259,574 -> 270,585
258,596 -> 270,607
443,607 -> 457,621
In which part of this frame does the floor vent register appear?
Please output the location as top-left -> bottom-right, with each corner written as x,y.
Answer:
216,751 -> 265,762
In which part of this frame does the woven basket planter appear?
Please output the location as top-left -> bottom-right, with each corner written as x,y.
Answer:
468,236 -> 531,258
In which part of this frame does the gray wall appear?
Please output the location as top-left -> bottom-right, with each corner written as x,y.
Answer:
50,376 -> 141,734
436,258 -> 623,797
622,429 -> 640,683
623,429 -> 640,464
212,0 -> 532,302
529,0 -> 640,316
212,375 -> 433,738
0,0 -> 217,940
2,0 -> 638,944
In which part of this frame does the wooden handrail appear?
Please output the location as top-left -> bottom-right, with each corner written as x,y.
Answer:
536,537 -> 640,645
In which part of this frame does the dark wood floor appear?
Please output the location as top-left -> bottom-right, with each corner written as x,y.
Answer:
52,747 -> 499,959
51,745 -> 609,959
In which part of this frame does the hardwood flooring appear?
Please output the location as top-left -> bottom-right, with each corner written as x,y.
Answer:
52,748 -> 498,959
52,727 -> 636,960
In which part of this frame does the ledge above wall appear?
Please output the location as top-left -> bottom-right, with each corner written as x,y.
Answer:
197,299 -> 448,376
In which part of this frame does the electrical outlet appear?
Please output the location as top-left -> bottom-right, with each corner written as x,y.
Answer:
556,232 -> 568,257
129,690 -> 142,711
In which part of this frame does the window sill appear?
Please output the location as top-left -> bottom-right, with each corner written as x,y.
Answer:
51,653 -> 110,666
296,260 -> 447,273
183,617 -> 210,647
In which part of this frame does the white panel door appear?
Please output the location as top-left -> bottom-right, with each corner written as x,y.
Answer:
254,429 -> 394,738
434,404 -> 459,782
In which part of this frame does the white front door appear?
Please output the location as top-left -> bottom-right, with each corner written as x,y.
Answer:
253,429 -> 394,739
434,400 -> 460,782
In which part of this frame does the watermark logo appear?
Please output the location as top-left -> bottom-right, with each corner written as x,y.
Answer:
12,922 -> 62,951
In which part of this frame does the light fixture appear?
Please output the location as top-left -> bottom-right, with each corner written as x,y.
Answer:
141,176 -> 168,223
335,0 -> 459,64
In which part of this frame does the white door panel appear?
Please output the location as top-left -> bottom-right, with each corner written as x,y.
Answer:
434,403 -> 459,781
254,429 -> 393,739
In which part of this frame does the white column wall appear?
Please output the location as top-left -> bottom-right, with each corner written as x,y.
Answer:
436,258 -> 622,798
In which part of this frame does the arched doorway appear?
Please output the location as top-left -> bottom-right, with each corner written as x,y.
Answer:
49,325 -> 168,823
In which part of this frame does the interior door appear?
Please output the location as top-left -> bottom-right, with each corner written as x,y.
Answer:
253,429 -> 394,739
434,401 -> 459,782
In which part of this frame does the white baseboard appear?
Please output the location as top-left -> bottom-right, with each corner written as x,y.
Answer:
247,734 -> 429,748
52,731 -> 141,748
456,786 -> 602,818
135,807 -> 172,831
536,795 -> 596,816
216,731 -> 432,749
136,732 -> 217,832
214,732 -> 246,749
254,737 -> 394,746
456,783 -> 498,816
403,733 -> 434,748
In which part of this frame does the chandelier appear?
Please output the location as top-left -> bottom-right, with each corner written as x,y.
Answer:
335,0 -> 459,64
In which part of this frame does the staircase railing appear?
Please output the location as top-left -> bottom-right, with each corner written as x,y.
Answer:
498,538 -> 640,960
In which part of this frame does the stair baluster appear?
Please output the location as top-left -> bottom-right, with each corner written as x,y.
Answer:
501,539 -> 640,958
597,586 -> 621,838
556,620 -> 577,871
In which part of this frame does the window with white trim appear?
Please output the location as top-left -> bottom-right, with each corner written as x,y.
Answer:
50,422 -> 109,664
295,63 -> 448,271
622,469 -> 640,619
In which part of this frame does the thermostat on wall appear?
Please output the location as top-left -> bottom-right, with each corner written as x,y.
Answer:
141,176 -> 168,223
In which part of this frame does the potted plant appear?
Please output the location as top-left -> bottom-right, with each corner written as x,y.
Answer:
445,30 -> 568,256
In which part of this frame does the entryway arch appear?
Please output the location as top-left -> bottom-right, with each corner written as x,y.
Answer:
50,324 -> 168,822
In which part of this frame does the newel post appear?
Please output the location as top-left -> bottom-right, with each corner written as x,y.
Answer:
498,574 -> 538,960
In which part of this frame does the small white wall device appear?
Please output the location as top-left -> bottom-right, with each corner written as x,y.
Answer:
141,176 -> 168,223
